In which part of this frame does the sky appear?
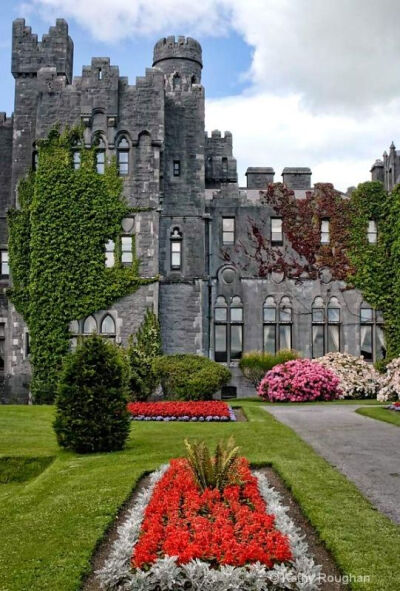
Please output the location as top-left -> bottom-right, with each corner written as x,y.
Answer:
2,0 -> 400,191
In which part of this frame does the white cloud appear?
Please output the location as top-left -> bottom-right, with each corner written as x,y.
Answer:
20,0 -> 400,188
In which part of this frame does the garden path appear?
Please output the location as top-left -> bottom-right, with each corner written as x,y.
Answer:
264,404 -> 400,524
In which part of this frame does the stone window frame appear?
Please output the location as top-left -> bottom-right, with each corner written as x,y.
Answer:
263,296 -> 277,354
92,132 -> 106,174
117,136 -> 130,176
360,303 -> 385,362
0,249 -> 9,278
105,239 -> 115,268
69,312 -> 117,349
170,227 -> 183,271
278,296 -> 292,351
214,295 -> 243,364
367,219 -> 378,244
270,217 -> 283,246
320,218 -> 330,245
312,296 -> 341,358
173,159 -> 181,177
312,296 -> 325,358
222,217 -> 235,245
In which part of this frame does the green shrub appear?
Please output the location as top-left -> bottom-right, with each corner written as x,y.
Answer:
152,354 -> 231,400
54,335 -> 130,453
127,309 -> 162,401
239,349 -> 300,388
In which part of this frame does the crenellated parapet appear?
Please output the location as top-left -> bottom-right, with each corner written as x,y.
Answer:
205,130 -> 237,187
153,36 -> 202,82
12,18 -> 73,83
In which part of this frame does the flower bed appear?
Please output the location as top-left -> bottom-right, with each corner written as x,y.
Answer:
258,358 -> 341,402
127,400 -> 235,422
98,461 -> 322,590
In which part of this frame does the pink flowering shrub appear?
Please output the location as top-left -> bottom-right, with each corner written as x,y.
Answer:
257,359 -> 341,402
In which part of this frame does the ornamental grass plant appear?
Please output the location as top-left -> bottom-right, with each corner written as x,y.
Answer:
184,436 -> 240,492
239,350 -> 300,388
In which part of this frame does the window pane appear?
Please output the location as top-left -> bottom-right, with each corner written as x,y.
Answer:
312,308 -> 324,323
223,218 -> 234,232
279,324 -> 291,350
271,218 -> 283,243
223,231 -> 234,244
173,160 -> 180,176
327,308 -> 340,323
105,252 -> 114,267
321,220 -> 329,244
368,220 -> 377,244
118,138 -> 129,148
230,324 -> 243,360
360,325 -> 373,360
264,307 -> 276,322
375,326 -> 386,361
96,151 -> 105,174
231,307 -> 243,322
121,236 -> 131,250
215,324 -> 227,362
171,251 -> 181,268
101,315 -> 116,334
279,306 -> 292,323
73,151 -> 81,170
83,316 -> 97,334
327,324 -> 340,352
312,325 -> 324,358
361,308 -> 373,323
122,251 -> 133,263
215,307 -> 227,322
264,324 -> 276,354
1,251 -> 9,275
171,241 -> 181,252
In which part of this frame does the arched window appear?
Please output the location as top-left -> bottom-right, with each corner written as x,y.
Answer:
230,296 -> 243,360
170,228 -> 182,270
214,296 -> 243,362
263,296 -> 276,353
173,73 -> 181,90
360,303 -> 386,361
117,137 -> 129,176
327,297 -> 340,353
312,297 -> 325,358
83,315 -> 97,334
100,315 -> 116,340
105,239 -> 115,267
93,135 -> 106,174
279,296 -> 292,350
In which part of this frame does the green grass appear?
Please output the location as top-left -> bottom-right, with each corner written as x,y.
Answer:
0,455 -> 55,484
356,405 -> 400,427
0,403 -> 399,591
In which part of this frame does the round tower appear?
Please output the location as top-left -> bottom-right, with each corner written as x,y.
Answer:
153,36 -> 202,83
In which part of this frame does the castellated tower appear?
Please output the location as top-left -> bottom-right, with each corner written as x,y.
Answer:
154,37 -> 208,356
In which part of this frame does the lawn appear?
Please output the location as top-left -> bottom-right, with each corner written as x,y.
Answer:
0,402 -> 399,591
356,405 -> 400,427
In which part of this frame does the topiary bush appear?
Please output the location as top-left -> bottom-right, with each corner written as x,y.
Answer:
127,308 -> 162,401
239,349 -> 300,388
152,354 -> 231,401
316,352 -> 379,399
54,334 -> 130,453
258,358 -> 341,402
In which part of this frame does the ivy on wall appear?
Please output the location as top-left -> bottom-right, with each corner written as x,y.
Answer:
8,128 -> 154,403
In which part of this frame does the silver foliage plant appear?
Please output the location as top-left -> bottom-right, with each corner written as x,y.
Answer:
97,467 -> 322,591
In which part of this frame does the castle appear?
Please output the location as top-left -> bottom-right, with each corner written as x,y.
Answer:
0,19 -> 388,401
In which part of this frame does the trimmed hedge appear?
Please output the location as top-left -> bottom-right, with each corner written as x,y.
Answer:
153,354 -> 231,401
54,335 -> 130,453
239,350 -> 300,388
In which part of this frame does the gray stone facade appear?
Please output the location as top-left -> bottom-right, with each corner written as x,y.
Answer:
0,19 -> 386,401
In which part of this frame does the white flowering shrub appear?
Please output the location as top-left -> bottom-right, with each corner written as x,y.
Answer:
377,357 -> 400,402
316,352 -> 379,399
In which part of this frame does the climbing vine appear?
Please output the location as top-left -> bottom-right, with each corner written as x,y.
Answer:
8,128 -> 154,403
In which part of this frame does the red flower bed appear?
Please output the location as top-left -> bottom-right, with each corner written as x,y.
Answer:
127,400 -> 231,419
131,457 -> 292,569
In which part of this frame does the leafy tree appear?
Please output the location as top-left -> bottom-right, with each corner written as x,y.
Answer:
127,308 -> 161,401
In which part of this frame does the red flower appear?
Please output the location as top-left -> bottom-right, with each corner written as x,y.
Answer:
127,400 -> 231,419
131,457 -> 292,570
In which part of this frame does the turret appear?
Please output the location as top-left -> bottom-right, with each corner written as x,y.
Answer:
153,36 -> 202,83
12,18 -> 73,82
370,159 -> 384,183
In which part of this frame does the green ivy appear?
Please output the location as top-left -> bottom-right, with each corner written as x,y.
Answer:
7,128 -> 154,403
348,181 -> 400,359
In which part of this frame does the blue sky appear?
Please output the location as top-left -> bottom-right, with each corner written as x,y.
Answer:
2,0 -> 400,190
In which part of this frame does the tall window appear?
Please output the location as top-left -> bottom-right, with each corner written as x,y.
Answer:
327,297 -> 340,353
32,150 -> 38,171
173,73 -> 181,90
117,137 -> 129,176
0,323 -> 5,372
173,160 -> 181,177
170,228 -> 182,270
222,218 -> 235,244
367,220 -> 377,244
321,219 -> 330,244
279,296 -> 292,350
105,240 -> 115,267
271,218 -> 283,245
94,136 -> 106,174
312,297 -> 325,358
214,296 -> 243,362
263,296 -> 276,353
73,150 -> 81,170
83,316 -> 97,335
100,315 -> 116,341
222,157 -> 228,178
121,236 -> 133,265
0,251 -> 9,277
360,303 -> 386,361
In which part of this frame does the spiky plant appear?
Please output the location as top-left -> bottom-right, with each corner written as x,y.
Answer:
184,436 -> 241,492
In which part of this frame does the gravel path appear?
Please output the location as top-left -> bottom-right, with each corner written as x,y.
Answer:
264,404 -> 400,524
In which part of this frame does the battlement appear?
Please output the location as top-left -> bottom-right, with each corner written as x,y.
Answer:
0,113 -> 13,128
153,36 -> 202,67
12,18 -> 73,82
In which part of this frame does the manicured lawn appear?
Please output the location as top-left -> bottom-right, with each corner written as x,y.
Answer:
0,402 -> 399,591
356,405 -> 400,427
